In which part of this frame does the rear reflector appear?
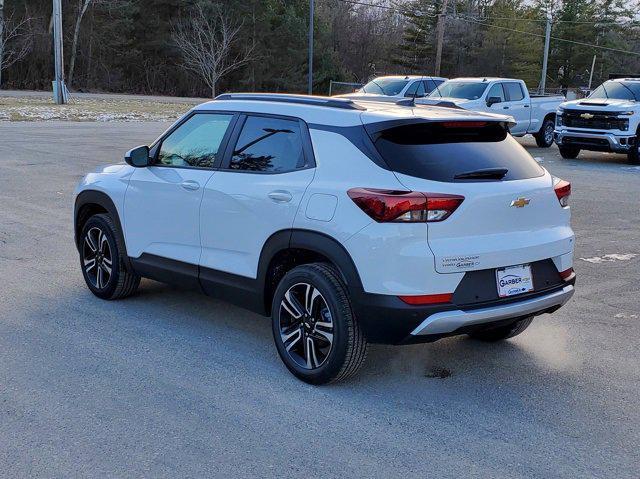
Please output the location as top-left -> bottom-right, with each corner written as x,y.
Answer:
559,267 -> 575,281
553,178 -> 571,207
347,188 -> 464,223
398,293 -> 453,305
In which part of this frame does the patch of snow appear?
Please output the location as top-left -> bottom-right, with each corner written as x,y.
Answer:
580,253 -> 637,264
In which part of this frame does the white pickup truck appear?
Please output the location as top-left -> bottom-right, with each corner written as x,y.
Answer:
423,77 -> 564,147
554,78 -> 640,164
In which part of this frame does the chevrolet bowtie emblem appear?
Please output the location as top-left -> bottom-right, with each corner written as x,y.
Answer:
510,197 -> 530,208
580,113 -> 594,120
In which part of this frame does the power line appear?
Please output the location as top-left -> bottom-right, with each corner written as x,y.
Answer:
456,15 -> 640,57
464,15 -> 636,26
335,1 -> 637,27
336,0 -> 395,10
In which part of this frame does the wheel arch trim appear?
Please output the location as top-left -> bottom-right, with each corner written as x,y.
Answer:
74,190 -> 131,270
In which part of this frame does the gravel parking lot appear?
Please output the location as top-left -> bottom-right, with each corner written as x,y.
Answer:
1,121 -> 638,478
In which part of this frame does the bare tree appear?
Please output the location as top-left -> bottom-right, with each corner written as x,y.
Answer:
0,7 -> 32,88
172,4 -> 253,97
68,0 -> 115,88
67,0 -> 92,89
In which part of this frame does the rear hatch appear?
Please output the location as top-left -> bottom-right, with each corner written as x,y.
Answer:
364,118 -> 573,274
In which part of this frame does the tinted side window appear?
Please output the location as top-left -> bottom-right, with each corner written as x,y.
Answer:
487,83 -> 506,101
229,116 -> 306,173
504,82 -> 525,101
423,80 -> 437,94
158,114 -> 233,168
404,81 -> 419,97
415,81 -> 426,97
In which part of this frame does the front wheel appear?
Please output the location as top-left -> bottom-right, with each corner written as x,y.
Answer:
559,145 -> 580,159
271,263 -> 367,384
534,118 -> 555,148
469,316 -> 534,342
79,214 -> 140,300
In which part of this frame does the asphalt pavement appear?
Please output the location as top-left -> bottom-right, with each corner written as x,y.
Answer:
0,121 -> 638,478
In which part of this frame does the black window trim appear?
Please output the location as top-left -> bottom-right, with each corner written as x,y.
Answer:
218,111 -> 316,175
148,110 -> 240,171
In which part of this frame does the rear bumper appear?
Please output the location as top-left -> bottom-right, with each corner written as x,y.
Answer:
351,268 -> 575,345
554,129 -> 634,153
410,284 -> 574,336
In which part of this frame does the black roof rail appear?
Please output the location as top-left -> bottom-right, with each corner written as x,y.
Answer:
214,93 -> 366,111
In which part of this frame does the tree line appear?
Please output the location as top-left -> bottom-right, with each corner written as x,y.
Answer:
1,0 -> 639,98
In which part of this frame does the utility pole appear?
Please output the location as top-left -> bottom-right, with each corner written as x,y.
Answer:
52,0 -> 66,104
307,0 -> 314,95
0,0 -> 5,88
434,0 -> 450,77
588,54 -> 596,90
539,16 -> 551,95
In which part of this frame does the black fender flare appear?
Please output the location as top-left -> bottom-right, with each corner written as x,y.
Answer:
255,228 -> 365,315
74,190 -> 131,270
288,229 -> 364,293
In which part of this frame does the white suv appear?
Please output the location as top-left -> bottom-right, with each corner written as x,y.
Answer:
74,94 -> 576,384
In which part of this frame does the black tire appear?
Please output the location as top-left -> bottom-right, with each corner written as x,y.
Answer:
469,316 -> 534,342
271,263 -> 367,385
79,213 -> 140,300
627,135 -> 640,164
558,145 -> 580,159
534,117 -> 555,148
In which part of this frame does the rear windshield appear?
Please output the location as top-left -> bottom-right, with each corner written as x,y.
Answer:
369,122 -> 544,182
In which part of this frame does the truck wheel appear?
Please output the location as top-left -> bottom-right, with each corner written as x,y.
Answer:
627,136 -> 640,165
534,118 -> 555,148
271,263 -> 368,385
469,316 -> 534,342
559,145 -> 580,159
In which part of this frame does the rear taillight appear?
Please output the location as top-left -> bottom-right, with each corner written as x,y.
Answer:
559,267 -> 575,281
347,188 -> 464,223
553,178 -> 571,207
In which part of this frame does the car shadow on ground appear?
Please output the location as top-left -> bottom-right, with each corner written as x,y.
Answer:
75,278 -> 581,396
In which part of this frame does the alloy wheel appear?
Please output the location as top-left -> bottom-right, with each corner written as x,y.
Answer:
544,123 -> 554,145
82,227 -> 113,289
278,282 -> 334,370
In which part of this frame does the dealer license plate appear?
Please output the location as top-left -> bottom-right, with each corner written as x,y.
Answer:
496,264 -> 534,298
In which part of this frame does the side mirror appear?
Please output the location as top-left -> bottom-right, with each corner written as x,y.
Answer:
486,96 -> 502,107
125,145 -> 150,167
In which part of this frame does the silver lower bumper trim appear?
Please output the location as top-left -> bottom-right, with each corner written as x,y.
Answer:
410,285 -> 575,336
554,130 -> 632,152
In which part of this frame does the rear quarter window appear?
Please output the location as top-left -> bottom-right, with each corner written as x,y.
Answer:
369,122 -> 544,182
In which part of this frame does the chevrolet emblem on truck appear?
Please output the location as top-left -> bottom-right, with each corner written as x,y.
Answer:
510,197 -> 531,208
580,113 -> 594,119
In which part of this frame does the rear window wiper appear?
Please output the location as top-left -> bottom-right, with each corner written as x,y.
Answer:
454,167 -> 508,180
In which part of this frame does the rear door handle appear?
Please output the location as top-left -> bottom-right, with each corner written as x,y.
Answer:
180,180 -> 200,191
268,190 -> 292,203
524,104 -> 530,108
503,106 -> 510,109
